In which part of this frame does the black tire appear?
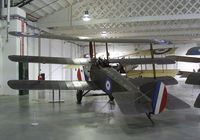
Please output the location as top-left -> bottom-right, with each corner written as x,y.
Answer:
108,94 -> 114,101
76,90 -> 83,104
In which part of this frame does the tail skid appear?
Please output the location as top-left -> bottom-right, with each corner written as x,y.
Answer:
145,112 -> 155,124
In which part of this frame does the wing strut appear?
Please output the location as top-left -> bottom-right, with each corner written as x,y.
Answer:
150,43 -> 156,79
89,42 -> 93,59
93,42 -> 96,59
106,42 -> 109,60
89,42 -> 96,59
145,112 -> 154,124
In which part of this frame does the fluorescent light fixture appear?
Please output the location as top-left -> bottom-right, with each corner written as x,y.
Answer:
82,10 -> 91,21
101,31 -> 107,37
78,36 -> 90,40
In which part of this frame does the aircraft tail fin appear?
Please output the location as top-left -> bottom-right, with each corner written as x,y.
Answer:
151,81 -> 168,115
140,81 -> 168,115
194,94 -> 200,108
76,66 -> 89,81
77,68 -> 83,81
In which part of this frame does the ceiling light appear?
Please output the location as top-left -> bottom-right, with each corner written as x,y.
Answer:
78,36 -> 90,40
82,10 -> 91,21
101,31 -> 107,37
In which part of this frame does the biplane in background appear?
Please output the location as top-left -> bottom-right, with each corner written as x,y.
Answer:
166,46 -> 200,78
166,55 -> 200,77
166,46 -> 200,108
113,47 -> 178,78
8,31 -> 190,122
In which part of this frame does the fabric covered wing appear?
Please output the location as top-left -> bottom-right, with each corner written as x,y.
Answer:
194,93 -> 200,108
9,31 -> 171,44
166,55 -> 200,63
8,80 -> 99,90
8,55 -> 90,65
109,58 -> 175,65
129,76 -> 178,86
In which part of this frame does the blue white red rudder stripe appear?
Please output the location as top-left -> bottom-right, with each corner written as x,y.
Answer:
77,68 -> 82,81
152,81 -> 168,115
76,67 -> 89,81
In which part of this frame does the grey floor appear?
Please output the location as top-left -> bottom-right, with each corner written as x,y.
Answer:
0,77 -> 200,140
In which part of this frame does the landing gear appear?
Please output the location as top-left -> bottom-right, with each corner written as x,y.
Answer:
108,94 -> 115,104
108,94 -> 114,101
76,90 -> 83,104
76,90 -> 114,104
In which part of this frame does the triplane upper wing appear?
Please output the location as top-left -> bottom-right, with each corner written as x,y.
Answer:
9,31 -> 172,44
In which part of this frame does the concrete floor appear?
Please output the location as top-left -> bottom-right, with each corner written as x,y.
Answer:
0,78 -> 200,140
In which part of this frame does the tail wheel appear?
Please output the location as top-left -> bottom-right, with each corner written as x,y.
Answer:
76,90 -> 83,104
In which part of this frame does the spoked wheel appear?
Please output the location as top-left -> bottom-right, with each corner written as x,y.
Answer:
76,90 -> 83,104
108,94 -> 114,102
107,94 -> 115,104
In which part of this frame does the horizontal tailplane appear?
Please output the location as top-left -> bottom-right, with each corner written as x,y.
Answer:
186,72 -> 200,85
194,94 -> 200,108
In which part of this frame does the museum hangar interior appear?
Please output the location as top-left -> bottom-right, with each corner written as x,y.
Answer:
0,0 -> 200,140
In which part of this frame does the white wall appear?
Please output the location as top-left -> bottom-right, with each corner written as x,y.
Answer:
26,35 -> 82,101
0,19 -> 23,95
0,22 -> 3,93
27,39 -> 82,81
0,7 -> 29,95
0,7 -> 82,97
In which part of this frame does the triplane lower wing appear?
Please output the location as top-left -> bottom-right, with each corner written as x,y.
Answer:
8,80 -> 98,90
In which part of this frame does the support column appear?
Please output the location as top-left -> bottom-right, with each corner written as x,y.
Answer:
106,42 -> 109,60
19,62 -> 29,95
38,37 -> 41,76
150,43 -> 156,79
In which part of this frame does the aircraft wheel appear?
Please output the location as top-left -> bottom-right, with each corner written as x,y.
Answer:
108,94 -> 114,101
76,90 -> 83,104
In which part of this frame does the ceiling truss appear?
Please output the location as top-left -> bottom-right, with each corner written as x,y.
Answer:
17,0 -> 200,43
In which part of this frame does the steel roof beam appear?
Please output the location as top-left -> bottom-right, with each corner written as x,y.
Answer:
15,0 -> 34,8
31,0 -> 54,14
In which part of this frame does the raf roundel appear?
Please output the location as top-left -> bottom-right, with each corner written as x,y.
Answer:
105,78 -> 112,94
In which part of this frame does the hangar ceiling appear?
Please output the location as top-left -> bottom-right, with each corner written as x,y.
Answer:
17,0 -> 200,43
